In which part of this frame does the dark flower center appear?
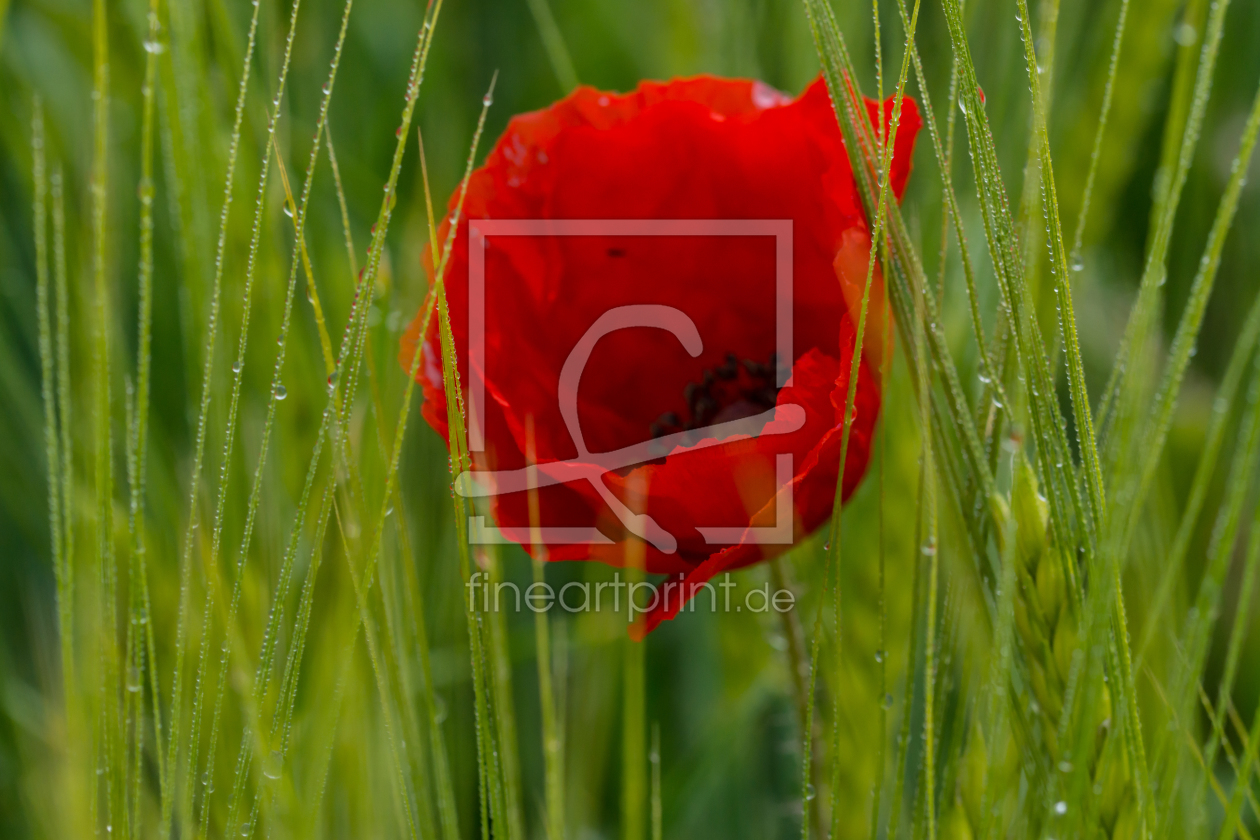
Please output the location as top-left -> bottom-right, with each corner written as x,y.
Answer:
649,351 -> 783,442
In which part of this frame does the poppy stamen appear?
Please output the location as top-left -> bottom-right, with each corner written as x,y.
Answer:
650,350 -> 784,440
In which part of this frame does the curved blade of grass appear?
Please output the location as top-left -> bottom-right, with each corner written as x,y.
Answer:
526,0 -> 578,92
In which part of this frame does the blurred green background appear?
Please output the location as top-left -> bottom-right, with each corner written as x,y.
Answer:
2,0 -> 1260,836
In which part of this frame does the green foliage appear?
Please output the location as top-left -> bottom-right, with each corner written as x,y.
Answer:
2,0 -> 1260,837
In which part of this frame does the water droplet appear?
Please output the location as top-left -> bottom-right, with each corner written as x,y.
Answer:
921,542 -> 937,557
322,82 -> 331,95
240,821 -> 251,836
263,749 -> 282,779
282,204 -> 294,218
874,649 -> 885,663
143,40 -> 166,54
823,541 -> 831,551
1053,801 -> 1067,816
232,360 -> 243,374
396,126 -> 403,137
805,783 -> 816,801
127,665 -> 142,692
433,695 -> 448,724
1058,760 -> 1073,773
1174,22 -> 1197,47
482,92 -> 494,107
881,693 -> 894,709
385,505 -> 394,517
275,384 -> 287,400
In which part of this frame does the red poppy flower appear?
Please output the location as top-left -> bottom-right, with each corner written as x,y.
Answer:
402,75 -> 920,636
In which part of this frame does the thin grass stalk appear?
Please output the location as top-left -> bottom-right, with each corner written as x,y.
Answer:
32,97 -> 70,747
1145,0 -> 1209,237
414,74 -> 501,839
975,482 -> 1020,840
801,0 -> 924,833
52,161 -> 76,721
525,0 -> 578,92
526,417 -> 566,840
87,0 -> 123,830
885,461 -> 927,840
867,323 -> 895,840
1112,73 -> 1260,566
229,13 -> 452,838
935,0 -> 1091,578
914,203 -> 941,840
791,321 -> 833,834
163,0 -> 263,832
650,723 -> 662,840
815,10 -> 999,539
891,0 -> 1007,440
485,543 -> 527,840
238,7 -> 451,838
1135,289 -> 1260,670
1013,1 -> 1160,831
1012,0 -> 1106,543
1201,496 -> 1260,836
1067,0 -> 1131,269
34,100 -> 86,837
1178,348 -> 1260,830
622,503 -> 647,840
1213,524 -> 1260,840
931,13 -> 1134,827
191,0 -> 315,825
1105,87 -> 1260,821
272,140 -> 336,374
1142,674 -> 1256,840
409,122 -> 463,840
1098,0 -> 1231,434
121,2 -> 165,832
257,128 -> 441,840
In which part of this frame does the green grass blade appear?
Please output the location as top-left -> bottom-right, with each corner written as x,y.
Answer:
525,0 -> 578,92
163,0 -> 263,832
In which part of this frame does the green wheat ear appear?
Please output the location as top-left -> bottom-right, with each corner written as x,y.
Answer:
957,457 -> 1134,839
